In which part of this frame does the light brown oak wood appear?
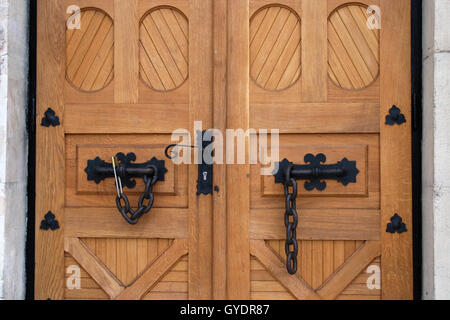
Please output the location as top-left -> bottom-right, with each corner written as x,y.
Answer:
250,240 -> 320,300
316,241 -> 381,299
115,239 -> 188,300
250,209 -> 380,241
226,0 -> 251,300
36,0 -> 66,300
380,0 -> 413,299
64,237 -> 124,298
212,0 -> 228,300
233,0 -> 411,300
114,0 -> 139,103
36,0 -> 215,300
187,0 -> 214,300
37,0 -> 413,300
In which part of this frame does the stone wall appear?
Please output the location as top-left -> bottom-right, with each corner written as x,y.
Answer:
0,0 -> 29,300
422,0 -> 450,300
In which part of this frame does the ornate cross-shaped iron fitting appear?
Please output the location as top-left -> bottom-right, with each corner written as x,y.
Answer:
274,154 -> 359,191
385,105 -> 406,125
40,212 -> 60,231
41,108 -> 60,127
85,152 -> 167,189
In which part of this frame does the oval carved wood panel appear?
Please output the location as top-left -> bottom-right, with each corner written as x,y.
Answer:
140,7 -> 189,91
250,5 -> 302,91
328,4 -> 380,90
66,9 -> 114,92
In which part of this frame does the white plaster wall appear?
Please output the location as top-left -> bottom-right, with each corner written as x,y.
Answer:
0,0 -> 29,300
422,0 -> 450,300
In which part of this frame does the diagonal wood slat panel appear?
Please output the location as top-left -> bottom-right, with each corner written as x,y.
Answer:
66,9 -> 114,92
115,239 -> 189,300
316,241 -> 381,300
250,240 -> 320,300
328,4 -> 379,90
64,237 -> 124,298
250,5 -> 301,91
250,240 -> 380,300
140,7 -> 189,91
64,239 -> 188,300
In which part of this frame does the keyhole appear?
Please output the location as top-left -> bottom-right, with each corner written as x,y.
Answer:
203,171 -> 208,181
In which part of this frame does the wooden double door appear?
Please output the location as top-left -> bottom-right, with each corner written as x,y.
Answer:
36,0 -> 413,300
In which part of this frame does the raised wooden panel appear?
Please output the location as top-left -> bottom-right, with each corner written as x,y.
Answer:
140,6 -> 189,91
143,255 -> 189,300
328,4 -> 380,90
64,238 -> 188,300
250,5 -> 301,91
250,256 -> 295,300
66,8 -> 114,92
251,134 -> 380,209
337,257 -> 381,300
250,240 -> 380,300
66,134 -> 188,208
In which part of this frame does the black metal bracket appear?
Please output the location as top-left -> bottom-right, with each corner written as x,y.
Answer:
41,108 -> 60,127
274,154 -> 359,191
386,213 -> 407,234
40,212 -> 60,231
84,152 -> 167,189
164,131 -> 214,195
386,105 -> 406,125
197,130 -> 213,195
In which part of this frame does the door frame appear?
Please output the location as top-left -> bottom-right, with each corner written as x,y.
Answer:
25,0 -> 423,300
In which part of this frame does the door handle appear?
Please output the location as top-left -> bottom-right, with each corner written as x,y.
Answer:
273,153 -> 360,275
85,152 -> 167,224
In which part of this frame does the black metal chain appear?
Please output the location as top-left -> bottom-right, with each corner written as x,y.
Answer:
116,165 -> 158,225
284,163 -> 299,275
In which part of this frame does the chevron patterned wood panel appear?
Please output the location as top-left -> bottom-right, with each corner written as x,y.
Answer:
250,5 -> 301,91
66,9 -> 114,92
139,7 -> 189,92
328,4 -> 380,90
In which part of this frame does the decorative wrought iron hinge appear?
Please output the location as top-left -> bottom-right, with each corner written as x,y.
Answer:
274,154 -> 359,191
41,108 -> 60,127
84,152 -> 167,189
40,212 -> 60,231
385,105 -> 406,126
386,214 -> 407,234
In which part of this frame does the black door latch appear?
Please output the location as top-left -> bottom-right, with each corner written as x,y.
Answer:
85,152 -> 167,188
165,130 -> 214,196
274,153 -> 359,191
196,130 -> 213,195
